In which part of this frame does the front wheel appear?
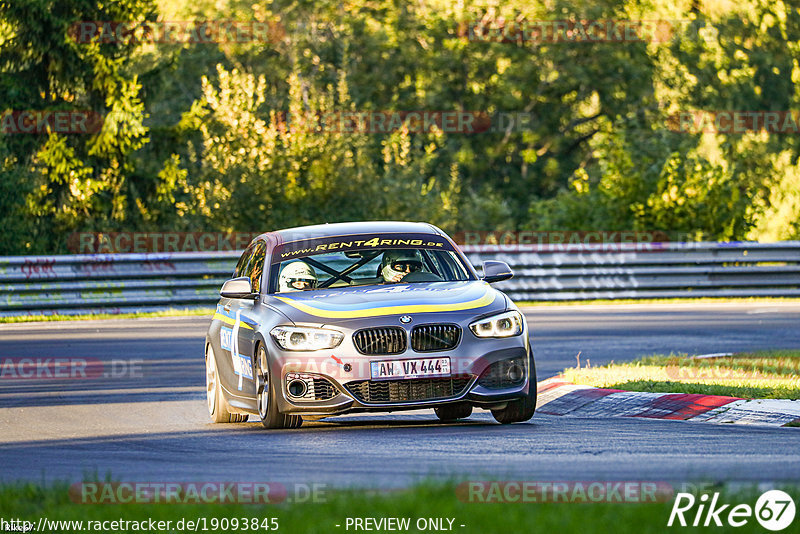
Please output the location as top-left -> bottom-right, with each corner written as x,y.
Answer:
491,350 -> 537,424
255,344 -> 302,429
206,344 -> 247,423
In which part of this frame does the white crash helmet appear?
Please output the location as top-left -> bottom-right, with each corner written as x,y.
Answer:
381,249 -> 423,282
278,261 -> 318,292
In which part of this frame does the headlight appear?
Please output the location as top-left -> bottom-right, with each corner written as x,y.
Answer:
270,326 -> 344,351
469,311 -> 524,338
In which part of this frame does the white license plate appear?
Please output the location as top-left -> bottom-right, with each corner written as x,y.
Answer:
370,357 -> 451,380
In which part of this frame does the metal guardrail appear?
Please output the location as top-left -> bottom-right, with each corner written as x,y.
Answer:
465,241 -> 800,301
1,242 -> 799,316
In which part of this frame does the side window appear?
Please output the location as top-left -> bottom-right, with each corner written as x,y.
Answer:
439,250 -> 469,280
234,245 -> 255,278
423,250 -> 452,279
246,242 -> 267,293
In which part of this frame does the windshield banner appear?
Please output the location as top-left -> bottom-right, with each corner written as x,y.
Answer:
274,233 -> 452,261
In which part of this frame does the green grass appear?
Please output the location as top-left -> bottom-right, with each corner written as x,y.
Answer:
597,380 -> 800,400
562,350 -> 800,400
634,350 -> 800,377
0,308 -> 213,324
1,481 -> 796,534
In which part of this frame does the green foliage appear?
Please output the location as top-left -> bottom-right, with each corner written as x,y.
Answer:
0,0 -> 157,252
1,0 -> 799,253
180,64 -> 461,231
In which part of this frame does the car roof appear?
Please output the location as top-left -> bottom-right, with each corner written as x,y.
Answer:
257,221 -> 444,245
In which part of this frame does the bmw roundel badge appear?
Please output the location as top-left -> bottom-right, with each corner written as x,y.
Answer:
399,315 -> 412,324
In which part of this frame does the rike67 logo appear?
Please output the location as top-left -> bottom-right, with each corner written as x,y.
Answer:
668,490 -> 796,531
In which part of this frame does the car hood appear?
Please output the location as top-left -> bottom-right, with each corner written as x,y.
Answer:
265,281 -> 506,323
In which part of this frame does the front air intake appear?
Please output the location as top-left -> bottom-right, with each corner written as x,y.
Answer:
353,327 -> 407,355
477,357 -> 527,389
411,324 -> 461,352
344,376 -> 472,403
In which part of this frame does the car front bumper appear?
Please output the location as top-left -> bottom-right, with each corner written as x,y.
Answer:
267,331 -> 533,416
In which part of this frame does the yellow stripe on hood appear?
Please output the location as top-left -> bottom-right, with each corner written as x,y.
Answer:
273,292 -> 497,319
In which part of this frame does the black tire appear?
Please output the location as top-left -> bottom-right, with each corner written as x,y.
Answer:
206,344 -> 247,423
434,403 -> 473,422
491,349 -> 537,424
255,344 -> 303,429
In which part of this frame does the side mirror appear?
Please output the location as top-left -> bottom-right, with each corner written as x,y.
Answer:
220,277 -> 257,299
482,260 -> 513,283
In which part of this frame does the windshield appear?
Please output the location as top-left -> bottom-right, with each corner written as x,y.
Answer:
268,233 -> 473,293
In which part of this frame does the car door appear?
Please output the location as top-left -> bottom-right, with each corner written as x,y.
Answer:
233,240 -> 266,395
214,243 -> 256,394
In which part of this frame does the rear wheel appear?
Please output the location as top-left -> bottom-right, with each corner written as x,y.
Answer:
206,345 -> 247,423
491,349 -> 537,424
434,403 -> 473,422
255,344 -> 302,429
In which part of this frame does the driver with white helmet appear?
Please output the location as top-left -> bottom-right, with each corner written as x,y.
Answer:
381,249 -> 423,283
278,261 -> 318,292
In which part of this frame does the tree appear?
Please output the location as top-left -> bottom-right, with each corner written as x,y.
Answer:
0,0 -> 155,253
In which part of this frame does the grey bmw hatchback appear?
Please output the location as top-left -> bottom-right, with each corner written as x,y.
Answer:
205,221 -> 535,429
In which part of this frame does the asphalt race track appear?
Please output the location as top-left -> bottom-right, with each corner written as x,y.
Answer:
1,302 -> 799,488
